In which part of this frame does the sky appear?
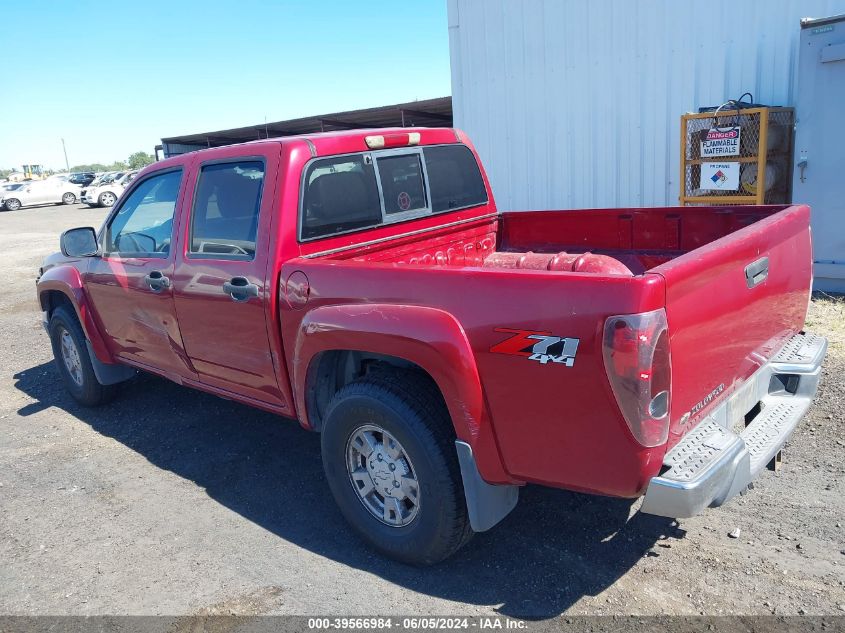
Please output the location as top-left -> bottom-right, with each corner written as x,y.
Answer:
0,0 -> 451,171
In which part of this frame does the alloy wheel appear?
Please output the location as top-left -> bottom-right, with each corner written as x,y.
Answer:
59,328 -> 84,387
346,424 -> 421,527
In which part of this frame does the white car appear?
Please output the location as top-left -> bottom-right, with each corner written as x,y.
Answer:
1,180 -> 82,211
81,170 -> 138,207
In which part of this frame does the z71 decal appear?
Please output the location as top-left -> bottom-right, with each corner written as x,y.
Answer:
490,328 -> 580,367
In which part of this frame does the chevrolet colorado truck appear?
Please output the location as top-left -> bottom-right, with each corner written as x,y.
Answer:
37,128 -> 827,565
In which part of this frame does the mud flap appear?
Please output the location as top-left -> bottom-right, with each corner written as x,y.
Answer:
455,440 -> 519,532
85,341 -> 136,385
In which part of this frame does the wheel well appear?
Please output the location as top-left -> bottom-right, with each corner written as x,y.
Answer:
40,290 -> 74,317
305,350 -> 446,432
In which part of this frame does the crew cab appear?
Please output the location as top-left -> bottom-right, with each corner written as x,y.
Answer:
37,128 -> 827,565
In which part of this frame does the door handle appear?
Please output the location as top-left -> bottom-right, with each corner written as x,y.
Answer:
144,270 -> 171,292
222,276 -> 260,302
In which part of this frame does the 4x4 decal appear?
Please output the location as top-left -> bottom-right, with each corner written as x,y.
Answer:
490,328 -> 580,367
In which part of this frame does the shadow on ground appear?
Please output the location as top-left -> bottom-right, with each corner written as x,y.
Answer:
14,362 -> 683,619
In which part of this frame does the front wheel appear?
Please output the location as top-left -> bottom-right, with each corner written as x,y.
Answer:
48,305 -> 117,406
4,198 -> 21,211
321,371 -> 473,565
98,191 -> 116,207
61,192 -> 76,205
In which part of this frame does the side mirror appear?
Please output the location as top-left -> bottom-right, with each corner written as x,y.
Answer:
60,227 -> 99,257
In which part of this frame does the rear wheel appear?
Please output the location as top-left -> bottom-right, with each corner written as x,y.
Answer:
321,371 -> 473,565
48,305 -> 117,406
4,198 -> 21,211
98,191 -> 116,207
61,192 -> 76,205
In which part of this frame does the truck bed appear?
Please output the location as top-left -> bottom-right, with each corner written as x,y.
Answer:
321,205 -> 790,276
289,203 -> 811,497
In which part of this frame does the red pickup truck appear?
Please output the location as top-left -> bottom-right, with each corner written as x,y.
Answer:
37,128 -> 827,565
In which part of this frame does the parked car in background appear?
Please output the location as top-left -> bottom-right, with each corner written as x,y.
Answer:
1,179 -> 81,210
1,183 -> 27,205
67,172 -> 97,187
50,172 -> 97,187
79,173 -> 112,204
81,170 -> 137,207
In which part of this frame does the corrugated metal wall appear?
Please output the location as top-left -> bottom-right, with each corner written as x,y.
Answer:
448,0 -> 845,210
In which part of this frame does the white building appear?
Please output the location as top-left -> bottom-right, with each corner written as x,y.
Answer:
447,0 -> 845,210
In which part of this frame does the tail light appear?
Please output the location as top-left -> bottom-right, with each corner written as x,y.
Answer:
365,132 -> 421,149
602,308 -> 671,447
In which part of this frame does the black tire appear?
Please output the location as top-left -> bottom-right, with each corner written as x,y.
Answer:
61,192 -> 76,205
321,370 -> 473,565
48,305 -> 117,407
4,198 -> 21,211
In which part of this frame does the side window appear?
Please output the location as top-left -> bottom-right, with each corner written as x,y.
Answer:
106,169 -> 182,256
422,145 -> 488,212
301,155 -> 382,240
375,153 -> 427,215
190,161 -> 265,259
297,144 -> 489,242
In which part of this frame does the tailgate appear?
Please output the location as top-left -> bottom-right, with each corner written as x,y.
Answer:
652,204 -> 813,448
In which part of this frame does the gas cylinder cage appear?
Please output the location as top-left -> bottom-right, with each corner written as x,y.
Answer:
680,107 -> 794,206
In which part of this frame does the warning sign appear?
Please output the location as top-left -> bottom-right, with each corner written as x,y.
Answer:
701,162 -> 740,191
700,126 -> 741,157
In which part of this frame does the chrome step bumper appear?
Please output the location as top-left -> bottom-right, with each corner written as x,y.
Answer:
640,331 -> 827,518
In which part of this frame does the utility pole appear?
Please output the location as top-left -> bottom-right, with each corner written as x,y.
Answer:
61,138 -> 69,172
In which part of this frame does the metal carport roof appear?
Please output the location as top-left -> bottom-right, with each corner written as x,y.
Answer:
159,96 -> 452,157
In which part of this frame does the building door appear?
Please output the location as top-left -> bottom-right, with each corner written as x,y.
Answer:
793,16 -> 845,292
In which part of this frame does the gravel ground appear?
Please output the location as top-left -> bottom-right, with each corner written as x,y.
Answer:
0,203 -> 843,619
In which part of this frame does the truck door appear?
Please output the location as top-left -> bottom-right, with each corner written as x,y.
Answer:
85,166 -> 198,381
171,145 -> 288,409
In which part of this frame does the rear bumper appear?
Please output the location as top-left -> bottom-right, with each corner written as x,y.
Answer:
640,331 -> 827,518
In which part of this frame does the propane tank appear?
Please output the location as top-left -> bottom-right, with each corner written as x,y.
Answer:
740,161 -> 784,195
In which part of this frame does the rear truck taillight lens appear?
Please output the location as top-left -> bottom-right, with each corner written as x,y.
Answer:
602,308 -> 671,447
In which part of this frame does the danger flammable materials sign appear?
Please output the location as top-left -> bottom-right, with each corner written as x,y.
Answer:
700,126 -> 741,157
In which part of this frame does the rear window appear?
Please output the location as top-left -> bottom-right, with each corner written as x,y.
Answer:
376,154 -> 427,215
300,155 -> 382,240
300,143 -> 487,241
423,145 -> 488,212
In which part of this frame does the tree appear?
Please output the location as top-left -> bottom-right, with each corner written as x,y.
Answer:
127,151 -> 155,170
67,150 -> 152,174
70,163 -> 109,173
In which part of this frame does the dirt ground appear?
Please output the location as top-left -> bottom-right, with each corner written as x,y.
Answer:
0,203 -> 843,620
